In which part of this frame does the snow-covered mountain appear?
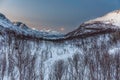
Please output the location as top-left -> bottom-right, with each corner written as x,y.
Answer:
86,10 -> 120,26
66,10 -> 120,38
13,22 -> 30,30
0,10 -> 120,80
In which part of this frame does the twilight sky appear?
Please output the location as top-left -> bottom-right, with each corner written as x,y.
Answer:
0,0 -> 120,33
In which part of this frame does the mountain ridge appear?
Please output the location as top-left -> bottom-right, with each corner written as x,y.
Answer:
1,10 -> 120,41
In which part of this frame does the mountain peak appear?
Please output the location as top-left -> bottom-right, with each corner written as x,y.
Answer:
13,22 -> 29,29
112,9 -> 120,14
66,10 -> 120,38
0,13 -> 9,22
85,10 -> 120,27
0,13 -> 7,20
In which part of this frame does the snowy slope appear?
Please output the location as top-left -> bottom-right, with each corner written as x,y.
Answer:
0,10 -> 120,80
66,10 -> 120,38
0,13 -> 64,40
85,10 -> 120,26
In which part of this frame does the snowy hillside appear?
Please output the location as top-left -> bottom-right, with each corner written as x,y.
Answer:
0,10 -> 120,80
66,10 -> 120,38
85,10 -> 120,26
